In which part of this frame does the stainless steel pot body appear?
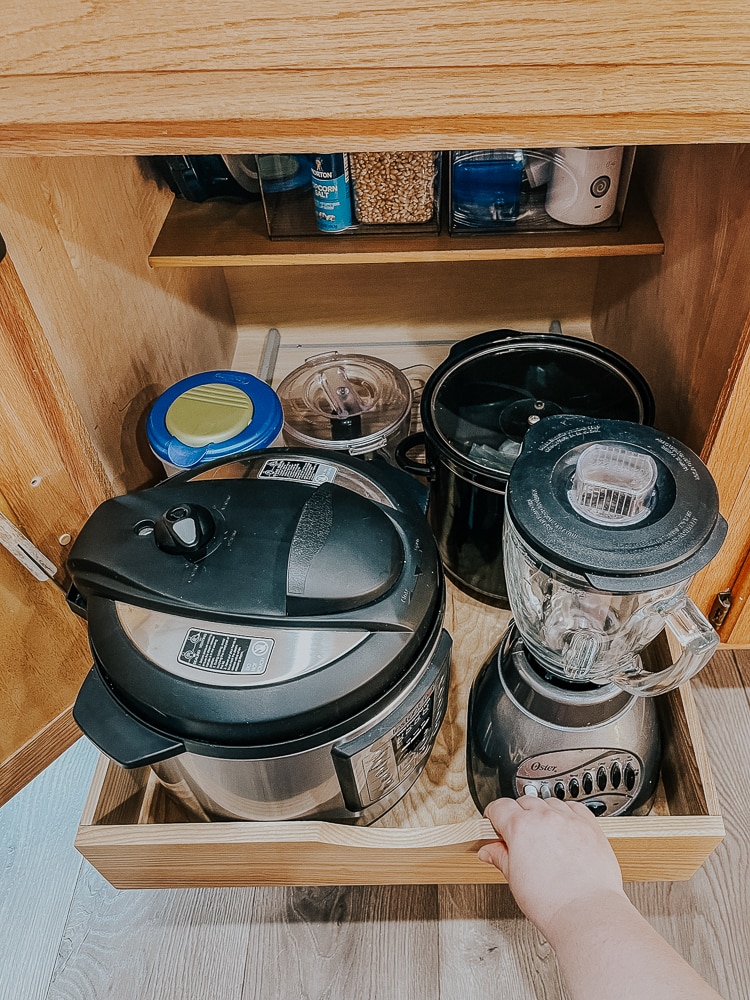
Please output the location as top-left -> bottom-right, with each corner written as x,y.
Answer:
69,448 -> 451,825
151,627 -> 452,823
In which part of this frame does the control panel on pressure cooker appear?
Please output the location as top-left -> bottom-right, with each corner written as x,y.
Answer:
514,749 -> 645,817
332,646 -> 451,812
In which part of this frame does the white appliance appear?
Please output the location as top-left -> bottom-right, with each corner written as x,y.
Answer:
545,146 -> 624,226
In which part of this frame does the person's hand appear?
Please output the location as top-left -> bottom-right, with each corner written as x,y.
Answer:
478,796 -> 627,942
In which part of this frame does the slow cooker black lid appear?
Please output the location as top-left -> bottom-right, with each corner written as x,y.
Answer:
507,415 -> 727,590
425,332 -> 654,479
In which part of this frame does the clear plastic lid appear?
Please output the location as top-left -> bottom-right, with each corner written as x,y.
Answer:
276,352 -> 412,454
568,444 -> 658,525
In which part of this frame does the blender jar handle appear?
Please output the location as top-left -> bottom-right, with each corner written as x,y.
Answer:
613,597 -> 720,696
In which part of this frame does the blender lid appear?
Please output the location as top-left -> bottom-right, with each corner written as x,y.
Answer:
67,450 -> 443,748
427,332 -> 653,478
506,414 -> 728,589
276,352 -> 412,452
147,370 -> 283,469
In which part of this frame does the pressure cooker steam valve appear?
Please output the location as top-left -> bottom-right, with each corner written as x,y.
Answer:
153,504 -> 216,556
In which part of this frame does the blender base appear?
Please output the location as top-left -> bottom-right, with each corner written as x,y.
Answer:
466,624 -> 662,818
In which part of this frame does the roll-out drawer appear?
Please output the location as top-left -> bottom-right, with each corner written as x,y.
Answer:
75,585 -> 724,889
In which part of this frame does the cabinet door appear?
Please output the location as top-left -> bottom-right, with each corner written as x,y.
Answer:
691,322 -> 750,645
0,247 -> 110,805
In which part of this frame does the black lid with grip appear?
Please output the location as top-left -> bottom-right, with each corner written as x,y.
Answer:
68,478 -> 405,621
506,415 -> 727,591
69,450 -> 443,754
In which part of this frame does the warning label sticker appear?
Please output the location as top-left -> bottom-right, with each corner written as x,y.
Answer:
178,629 -> 274,674
258,458 -> 337,485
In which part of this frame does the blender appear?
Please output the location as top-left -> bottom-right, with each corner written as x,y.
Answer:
467,414 -> 727,817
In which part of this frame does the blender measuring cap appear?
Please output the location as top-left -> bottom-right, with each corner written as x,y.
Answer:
568,443 -> 658,526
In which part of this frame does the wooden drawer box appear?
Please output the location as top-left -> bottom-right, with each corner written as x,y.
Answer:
74,586 -> 724,889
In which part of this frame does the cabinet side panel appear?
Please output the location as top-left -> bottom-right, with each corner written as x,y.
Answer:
593,146 -> 750,626
0,251 -> 107,797
0,156 -> 237,492
592,144 -> 750,455
0,538 -> 92,802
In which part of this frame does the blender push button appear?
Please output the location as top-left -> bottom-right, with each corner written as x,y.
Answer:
568,777 -> 580,797
624,763 -> 637,790
611,762 -> 622,788
584,800 -> 607,817
597,766 -> 608,791
523,784 -> 539,797
540,783 -> 552,799
582,772 -> 594,795
554,781 -> 566,800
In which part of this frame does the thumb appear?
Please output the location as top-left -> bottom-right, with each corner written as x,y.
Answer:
477,840 -> 509,876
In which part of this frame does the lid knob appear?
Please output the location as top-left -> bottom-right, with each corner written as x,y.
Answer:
568,443 -> 658,526
153,504 -> 216,557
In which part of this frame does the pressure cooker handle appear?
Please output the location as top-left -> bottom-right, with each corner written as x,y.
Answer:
73,666 -> 184,768
394,431 -> 435,479
612,596 -> 720,697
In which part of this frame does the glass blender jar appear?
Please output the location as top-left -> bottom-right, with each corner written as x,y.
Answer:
503,415 -> 728,695
466,414 -> 727,819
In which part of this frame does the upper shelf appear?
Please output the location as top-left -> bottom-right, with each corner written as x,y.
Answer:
148,185 -> 664,268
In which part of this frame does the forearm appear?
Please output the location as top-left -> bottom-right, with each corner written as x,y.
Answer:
545,890 -> 725,1000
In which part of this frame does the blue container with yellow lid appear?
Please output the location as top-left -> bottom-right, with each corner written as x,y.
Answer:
147,370 -> 283,475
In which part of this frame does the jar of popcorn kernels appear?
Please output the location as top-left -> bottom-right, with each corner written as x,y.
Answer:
348,151 -> 440,228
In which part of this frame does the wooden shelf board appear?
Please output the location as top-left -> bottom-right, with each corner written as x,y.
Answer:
148,187 -> 664,268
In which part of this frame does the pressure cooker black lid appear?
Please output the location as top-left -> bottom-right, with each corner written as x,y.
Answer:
69,449 -> 443,750
425,331 -> 654,479
506,415 -> 727,590
69,477 -> 404,620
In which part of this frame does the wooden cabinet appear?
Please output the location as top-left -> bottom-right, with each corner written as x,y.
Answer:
0,1 -> 749,881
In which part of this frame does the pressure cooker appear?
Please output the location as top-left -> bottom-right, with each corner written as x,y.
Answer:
69,450 -> 451,825
396,330 -> 654,605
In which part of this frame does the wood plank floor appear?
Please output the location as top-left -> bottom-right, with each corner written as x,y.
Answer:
2,651 -> 750,1000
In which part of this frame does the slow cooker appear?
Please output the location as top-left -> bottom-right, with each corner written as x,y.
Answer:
69,450 -> 451,825
396,330 -> 654,606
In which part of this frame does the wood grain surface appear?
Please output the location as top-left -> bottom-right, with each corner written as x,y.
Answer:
0,738 -> 98,1000
691,320 -> 750,643
1,65 -> 750,153
0,157 -> 238,494
73,586 -> 723,888
4,652 -> 750,999
593,145 -> 750,641
228,259 -> 597,386
3,2 -> 748,75
149,188 -> 664,267
0,248 -> 109,800
626,649 -> 750,1000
